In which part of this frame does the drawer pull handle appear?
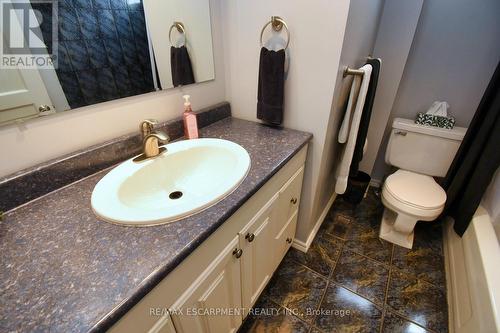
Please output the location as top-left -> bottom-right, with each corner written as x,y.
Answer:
290,197 -> 298,204
233,248 -> 243,258
286,237 -> 293,244
245,233 -> 255,242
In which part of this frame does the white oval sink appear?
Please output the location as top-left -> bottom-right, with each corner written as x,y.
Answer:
91,138 -> 251,226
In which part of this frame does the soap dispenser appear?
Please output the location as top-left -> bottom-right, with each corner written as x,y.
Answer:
182,95 -> 199,139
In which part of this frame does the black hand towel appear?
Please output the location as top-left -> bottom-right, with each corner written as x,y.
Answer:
349,58 -> 381,176
170,46 -> 195,87
257,47 -> 285,125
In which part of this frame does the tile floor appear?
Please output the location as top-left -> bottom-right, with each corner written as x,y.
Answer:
239,189 -> 448,333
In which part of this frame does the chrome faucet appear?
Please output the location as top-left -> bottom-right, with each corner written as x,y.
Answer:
135,119 -> 170,161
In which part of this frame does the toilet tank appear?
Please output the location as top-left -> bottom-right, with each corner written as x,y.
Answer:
385,118 -> 467,177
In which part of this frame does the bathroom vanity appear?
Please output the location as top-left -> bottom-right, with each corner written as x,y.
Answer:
110,138 -> 307,333
0,105 -> 311,333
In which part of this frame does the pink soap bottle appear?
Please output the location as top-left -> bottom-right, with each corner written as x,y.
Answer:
182,95 -> 198,139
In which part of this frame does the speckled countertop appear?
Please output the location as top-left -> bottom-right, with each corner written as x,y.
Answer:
0,117 -> 312,333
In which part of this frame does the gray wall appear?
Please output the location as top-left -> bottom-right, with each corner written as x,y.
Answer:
314,0 -> 385,218
358,0 -> 423,176
372,0 -> 500,180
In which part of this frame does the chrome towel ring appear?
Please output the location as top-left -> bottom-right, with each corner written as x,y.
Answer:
169,22 -> 186,46
260,16 -> 290,50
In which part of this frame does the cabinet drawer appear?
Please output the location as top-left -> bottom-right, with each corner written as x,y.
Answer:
275,166 -> 304,227
274,210 -> 298,266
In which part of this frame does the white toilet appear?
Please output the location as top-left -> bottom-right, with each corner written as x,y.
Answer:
379,118 -> 467,248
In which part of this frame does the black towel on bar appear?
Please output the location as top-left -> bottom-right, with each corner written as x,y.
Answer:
170,46 -> 195,87
257,47 -> 285,125
349,58 -> 381,177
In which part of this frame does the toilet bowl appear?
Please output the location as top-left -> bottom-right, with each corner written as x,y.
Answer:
379,170 -> 446,248
378,118 -> 467,248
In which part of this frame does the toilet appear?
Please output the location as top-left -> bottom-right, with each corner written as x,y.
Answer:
379,118 -> 467,248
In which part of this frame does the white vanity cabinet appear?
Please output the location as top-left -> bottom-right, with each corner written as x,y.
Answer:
109,145 -> 308,333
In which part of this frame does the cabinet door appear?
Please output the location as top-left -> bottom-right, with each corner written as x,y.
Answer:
148,314 -> 177,333
239,194 -> 278,313
274,210 -> 299,268
272,166 -> 305,269
171,236 -> 242,333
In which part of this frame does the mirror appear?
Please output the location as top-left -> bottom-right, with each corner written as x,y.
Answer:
0,0 -> 215,126
144,0 -> 215,90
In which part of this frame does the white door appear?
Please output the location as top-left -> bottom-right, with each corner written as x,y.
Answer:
0,1 -> 56,124
0,66 -> 54,123
171,236 -> 242,333
239,194 -> 277,314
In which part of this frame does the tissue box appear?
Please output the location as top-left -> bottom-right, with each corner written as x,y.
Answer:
415,113 -> 455,129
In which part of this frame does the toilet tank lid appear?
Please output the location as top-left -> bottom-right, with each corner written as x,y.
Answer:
393,118 -> 467,141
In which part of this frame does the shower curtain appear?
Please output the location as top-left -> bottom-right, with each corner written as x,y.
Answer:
442,61 -> 500,236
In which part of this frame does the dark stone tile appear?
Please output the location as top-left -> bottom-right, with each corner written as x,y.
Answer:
57,42 -> 73,71
239,297 -> 310,333
93,0 -> 111,9
382,310 -> 431,333
112,66 -> 133,97
128,65 -> 152,94
392,224 -> 446,287
345,215 -> 393,264
263,257 -> 328,324
77,69 -> 102,104
285,235 -> 342,277
120,38 -> 139,66
65,40 -> 91,70
354,188 -> 384,220
58,6 -> 81,40
113,10 -> 133,39
76,8 -> 99,39
104,38 -> 125,67
129,10 -> 147,40
58,0 -> 74,8
97,10 -> 118,39
315,284 -> 382,333
57,71 -> 85,108
329,197 -> 356,217
387,269 -> 447,333
319,211 -> 353,240
73,0 -> 93,9
110,0 -> 127,9
331,249 -> 389,305
97,68 -> 119,100
86,39 -> 110,68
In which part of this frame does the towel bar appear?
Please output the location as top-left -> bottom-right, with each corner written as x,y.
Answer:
343,67 -> 364,77
260,16 -> 290,50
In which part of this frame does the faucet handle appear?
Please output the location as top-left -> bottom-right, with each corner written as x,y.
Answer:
151,131 -> 170,144
140,119 -> 158,139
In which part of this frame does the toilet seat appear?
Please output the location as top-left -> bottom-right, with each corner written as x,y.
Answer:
382,169 -> 446,219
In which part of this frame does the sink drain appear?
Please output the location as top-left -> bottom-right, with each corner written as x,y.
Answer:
169,191 -> 183,200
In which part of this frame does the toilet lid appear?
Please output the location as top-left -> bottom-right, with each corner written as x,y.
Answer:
385,170 -> 447,210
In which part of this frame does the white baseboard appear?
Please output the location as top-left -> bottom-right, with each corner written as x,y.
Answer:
292,192 -> 337,253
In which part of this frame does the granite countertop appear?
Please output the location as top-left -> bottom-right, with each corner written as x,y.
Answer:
0,117 -> 312,333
